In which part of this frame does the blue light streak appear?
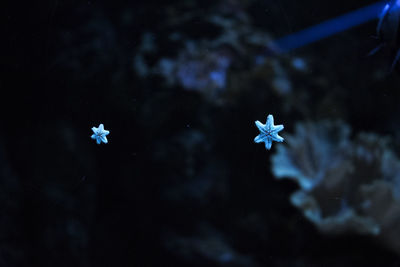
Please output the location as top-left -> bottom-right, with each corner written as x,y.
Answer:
273,1 -> 387,53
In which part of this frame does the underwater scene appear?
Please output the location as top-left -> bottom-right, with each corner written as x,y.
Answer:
4,0 -> 400,266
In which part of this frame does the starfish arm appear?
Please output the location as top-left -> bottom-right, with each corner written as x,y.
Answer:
100,135 -> 108,144
264,138 -> 272,150
103,130 -> 110,135
266,114 -> 274,131
91,134 -> 97,139
255,120 -> 266,133
271,133 -> 284,142
98,124 -> 104,131
92,127 -> 98,133
254,134 -> 265,143
96,137 -> 101,144
273,124 -> 284,132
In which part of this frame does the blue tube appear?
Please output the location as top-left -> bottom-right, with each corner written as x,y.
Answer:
273,1 -> 386,53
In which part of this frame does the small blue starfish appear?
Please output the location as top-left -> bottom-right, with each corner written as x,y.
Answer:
91,124 -> 110,144
254,114 -> 284,150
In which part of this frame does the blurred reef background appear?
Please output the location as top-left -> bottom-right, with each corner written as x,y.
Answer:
3,0 -> 400,266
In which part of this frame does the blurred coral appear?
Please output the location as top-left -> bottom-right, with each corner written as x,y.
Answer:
272,120 -> 350,190
132,5 -> 279,103
272,120 -> 400,254
156,43 -> 232,95
164,223 -> 259,267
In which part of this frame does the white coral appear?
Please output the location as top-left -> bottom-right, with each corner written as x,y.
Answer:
271,121 -> 400,255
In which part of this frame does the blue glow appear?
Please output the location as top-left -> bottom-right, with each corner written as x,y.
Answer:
273,2 -> 386,53
376,3 -> 390,34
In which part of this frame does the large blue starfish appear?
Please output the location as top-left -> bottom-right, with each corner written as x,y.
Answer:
254,114 -> 284,150
91,124 -> 110,144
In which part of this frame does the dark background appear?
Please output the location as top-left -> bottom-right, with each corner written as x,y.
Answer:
2,0 -> 400,266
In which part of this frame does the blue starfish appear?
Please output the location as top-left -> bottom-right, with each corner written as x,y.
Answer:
91,124 -> 110,144
254,114 -> 284,150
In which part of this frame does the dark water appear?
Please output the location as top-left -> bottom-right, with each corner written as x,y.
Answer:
3,0 -> 400,266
